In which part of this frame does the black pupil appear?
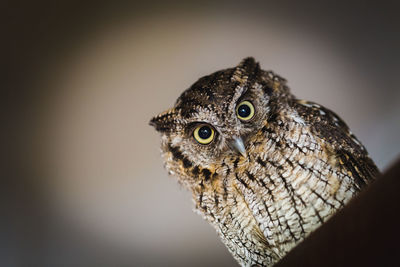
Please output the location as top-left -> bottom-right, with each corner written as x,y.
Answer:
198,126 -> 212,139
238,104 -> 251,117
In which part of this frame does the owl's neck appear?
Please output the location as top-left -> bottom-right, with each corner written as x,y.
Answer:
188,106 -> 354,266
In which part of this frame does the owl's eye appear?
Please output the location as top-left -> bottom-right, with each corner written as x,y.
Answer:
236,101 -> 255,121
193,125 -> 215,144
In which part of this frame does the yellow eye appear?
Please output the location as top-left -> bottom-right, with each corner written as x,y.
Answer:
193,125 -> 215,144
236,101 -> 255,121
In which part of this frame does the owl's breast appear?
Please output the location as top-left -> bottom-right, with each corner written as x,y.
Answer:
201,119 -> 360,265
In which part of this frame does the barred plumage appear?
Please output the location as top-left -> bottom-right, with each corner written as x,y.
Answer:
150,57 -> 379,266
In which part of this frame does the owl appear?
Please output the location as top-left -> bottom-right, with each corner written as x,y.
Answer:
150,58 -> 379,266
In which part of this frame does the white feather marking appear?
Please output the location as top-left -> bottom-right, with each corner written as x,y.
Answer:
292,115 -> 306,125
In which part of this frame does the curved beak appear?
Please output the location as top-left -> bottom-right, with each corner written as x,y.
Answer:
230,137 -> 247,157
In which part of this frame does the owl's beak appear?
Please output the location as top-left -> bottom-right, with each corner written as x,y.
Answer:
230,137 -> 247,157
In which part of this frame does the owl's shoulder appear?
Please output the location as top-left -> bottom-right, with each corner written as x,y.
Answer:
291,99 -> 359,151
290,99 -> 379,185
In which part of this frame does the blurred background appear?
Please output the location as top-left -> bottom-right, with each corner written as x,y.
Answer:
3,1 -> 400,266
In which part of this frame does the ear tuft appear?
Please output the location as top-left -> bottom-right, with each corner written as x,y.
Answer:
149,108 -> 180,132
232,57 -> 260,83
237,57 -> 260,74
231,57 -> 261,90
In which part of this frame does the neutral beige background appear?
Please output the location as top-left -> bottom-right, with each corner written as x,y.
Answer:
6,2 -> 399,266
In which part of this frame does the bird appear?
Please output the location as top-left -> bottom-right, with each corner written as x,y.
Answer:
149,57 -> 379,266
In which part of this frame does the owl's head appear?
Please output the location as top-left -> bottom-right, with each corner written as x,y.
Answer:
150,57 -> 290,183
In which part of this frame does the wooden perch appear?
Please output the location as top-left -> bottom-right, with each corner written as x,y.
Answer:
276,158 -> 400,267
